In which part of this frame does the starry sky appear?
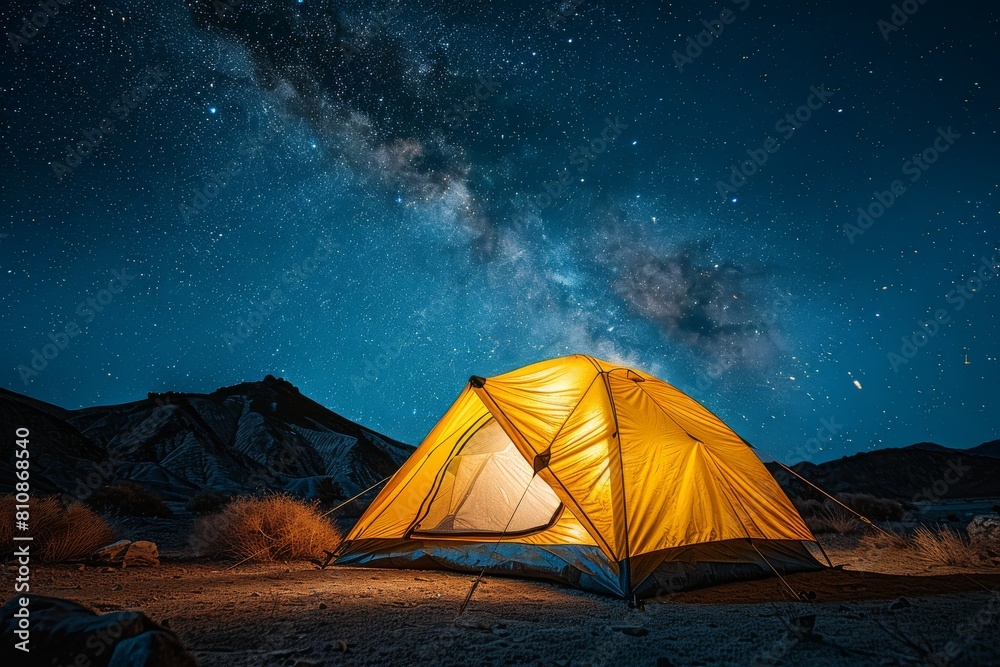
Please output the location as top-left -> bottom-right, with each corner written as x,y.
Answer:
1,0 -> 997,463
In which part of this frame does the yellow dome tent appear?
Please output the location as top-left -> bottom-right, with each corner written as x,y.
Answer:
335,355 -> 823,598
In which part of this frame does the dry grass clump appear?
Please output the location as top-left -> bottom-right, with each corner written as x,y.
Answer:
0,496 -> 114,562
858,524 -> 999,568
858,526 -> 909,551
192,494 -> 341,562
805,505 -> 863,534
85,482 -> 173,518
912,526 -> 987,567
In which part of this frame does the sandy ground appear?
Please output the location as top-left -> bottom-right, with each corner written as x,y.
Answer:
18,533 -> 1000,667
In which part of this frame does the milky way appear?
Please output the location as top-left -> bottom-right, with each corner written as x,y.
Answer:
1,0 -> 997,462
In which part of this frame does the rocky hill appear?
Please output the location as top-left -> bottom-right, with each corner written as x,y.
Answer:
769,442 -> 1000,502
0,376 -> 413,505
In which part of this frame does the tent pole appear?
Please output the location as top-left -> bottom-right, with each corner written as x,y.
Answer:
320,475 -> 393,519
771,461 -> 895,538
748,539 -> 802,601
457,476 -> 535,618
318,475 -> 393,569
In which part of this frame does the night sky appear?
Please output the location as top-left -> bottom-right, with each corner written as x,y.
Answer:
1,0 -> 997,463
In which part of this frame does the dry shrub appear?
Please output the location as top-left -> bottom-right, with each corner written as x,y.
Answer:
806,504 -> 863,534
0,496 -> 114,563
912,526 -> 984,567
85,482 -> 172,518
836,493 -> 904,522
192,494 -> 341,562
858,526 -> 909,551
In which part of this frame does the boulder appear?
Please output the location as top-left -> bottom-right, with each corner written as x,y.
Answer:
91,540 -> 160,568
967,515 -> 1000,543
0,595 -> 196,666
125,541 -> 160,567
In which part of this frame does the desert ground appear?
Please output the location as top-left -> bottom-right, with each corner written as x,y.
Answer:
19,529 -> 1000,667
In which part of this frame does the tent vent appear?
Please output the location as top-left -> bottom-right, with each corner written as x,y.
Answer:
469,375 -> 487,388
533,449 -> 551,473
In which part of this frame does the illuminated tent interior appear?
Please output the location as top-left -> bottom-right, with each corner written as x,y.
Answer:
335,355 -> 824,598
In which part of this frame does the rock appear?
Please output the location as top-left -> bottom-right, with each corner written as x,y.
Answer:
124,541 -> 160,567
967,515 -> 1000,543
612,626 -> 649,637
888,597 -> 912,611
91,540 -> 159,568
318,602 -> 328,609
0,595 -> 196,666
112,585 -> 123,591
92,540 -> 131,565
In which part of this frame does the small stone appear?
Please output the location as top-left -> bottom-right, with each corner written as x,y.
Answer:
888,597 -> 912,611
318,602 -> 327,609
111,585 -> 123,591
612,626 -> 649,637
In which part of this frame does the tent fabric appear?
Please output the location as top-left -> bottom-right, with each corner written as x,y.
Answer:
336,355 -> 822,597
